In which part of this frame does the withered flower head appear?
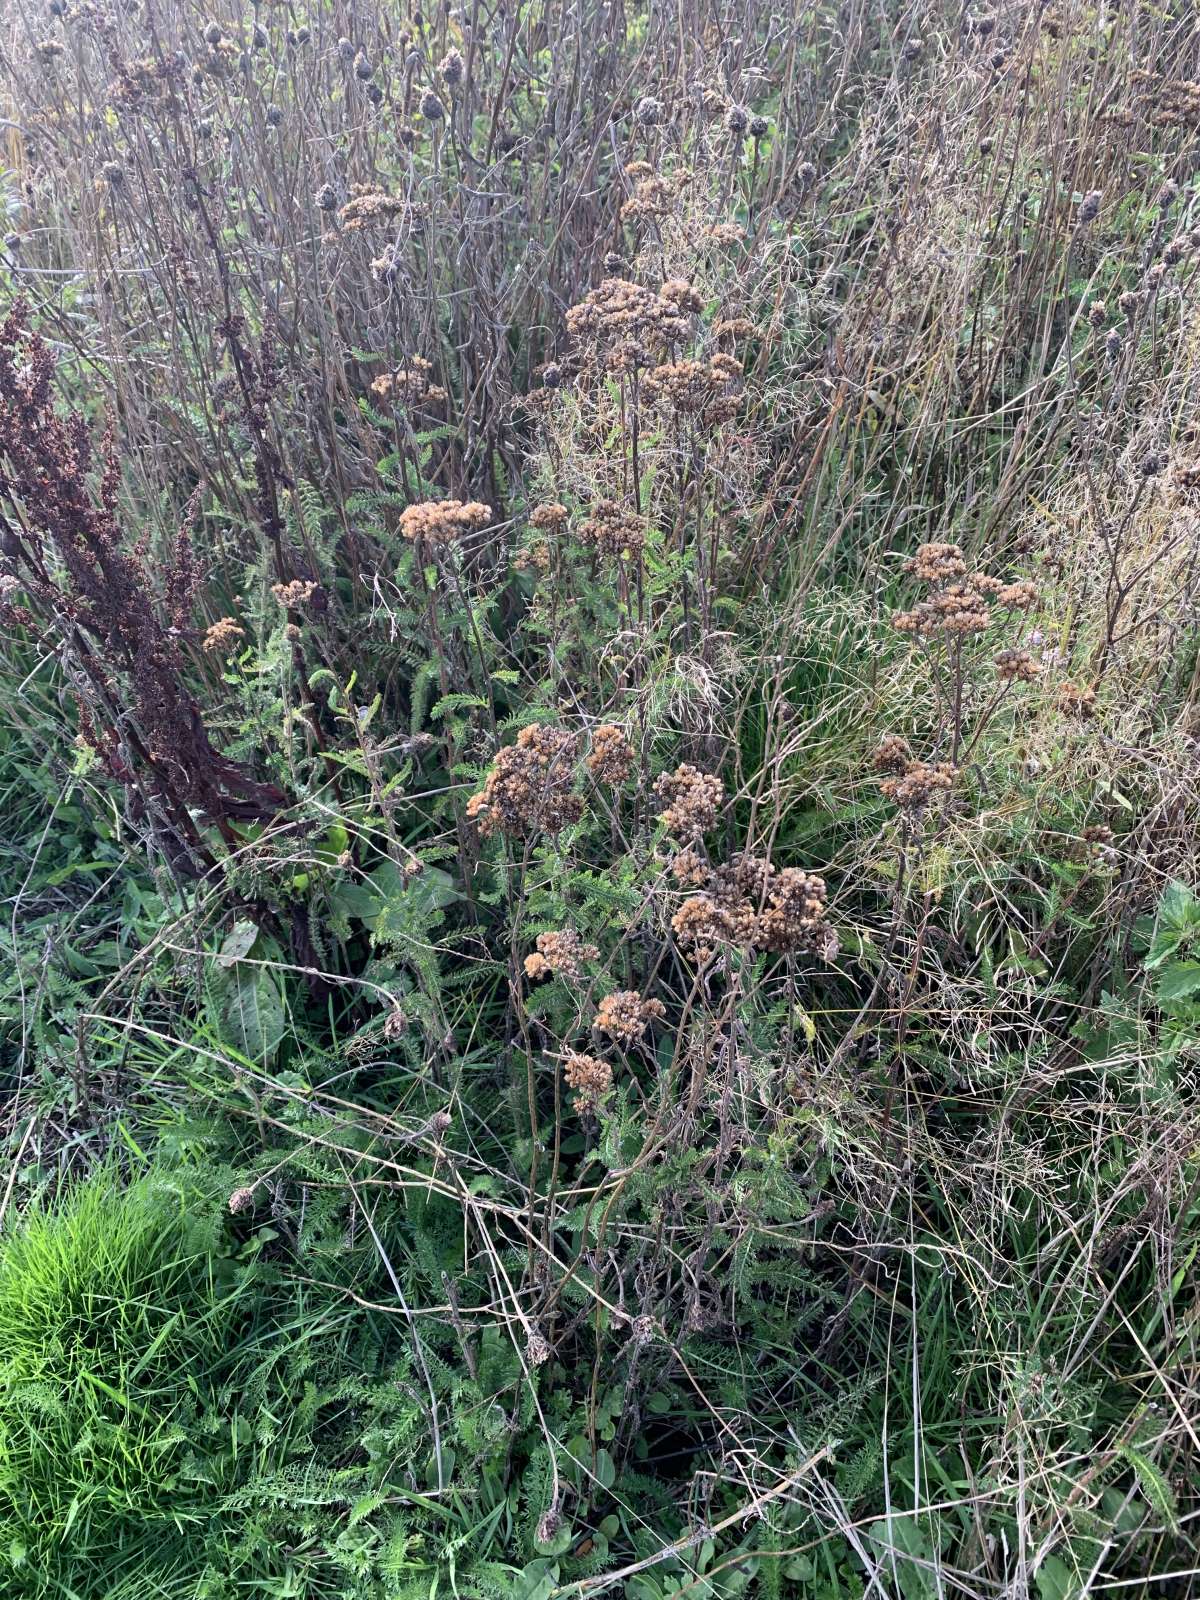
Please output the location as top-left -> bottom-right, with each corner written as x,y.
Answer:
530,502 -> 569,532
399,499 -> 492,544
872,734 -> 913,775
204,616 -> 245,654
596,990 -> 666,1043
994,647 -> 1041,683
563,1051 -> 613,1113
904,542 -> 968,583
655,763 -> 724,836
879,759 -> 957,812
527,929 -> 599,981
578,499 -> 646,557
271,578 -> 316,608
466,724 -> 584,837
586,723 -> 634,784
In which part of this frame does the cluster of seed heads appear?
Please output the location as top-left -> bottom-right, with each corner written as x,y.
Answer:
466,724 -> 584,837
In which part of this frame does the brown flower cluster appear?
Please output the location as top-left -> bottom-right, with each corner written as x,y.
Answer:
586,724 -> 635,784
203,616 -> 245,654
641,355 -> 744,422
466,724 -> 584,837
670,854 -> 833,962
370,356 -> 447,408
994,580 -> 1039,610
671,894 -> 733,962
338,187 -> 406,231
399,499 -> 492,545
530,502 -> 569,533
577,500 -> 646,557
894,543 -> 1039,640
894,583 -> 991,638
563,1051 -> 613,1113
514,541 -> 551,574
565,277 -> 694,371
524,928 -> 599,981
655,763 -> 724,836
621,174 -> 673,220
872,734 -> 913,774
878,759 -> 957,812
271,579 -> 317,608
596,990 -> 666,1043
1135,71 -> 1200,129
994,648 -> 1041,684
670,846 -> 711,886
904,542 -> 968,583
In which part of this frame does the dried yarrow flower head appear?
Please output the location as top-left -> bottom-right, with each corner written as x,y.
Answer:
656,763 -> 723,836
524,929 -> 599,982
672,857 -> 835,962
621,174 -> 673,221
994,647 -> 1041,683
596,990 -> 666,1043
514,541 -> 551,574
904,542 -> 969,583
203,616 -> 245,654
671,846 -> 711,886
996,580 -> 1038,609
1057,681 -> 1097,718
641,356 -> 744,422
894,582 -> 992,638
586,723 -> 634,784
399,499 -> 492,545
271,578 -> 317,608
530,502 -> 569,533
563,1051 -> 613,1112
565,278 -> 692,371
872,734 -> 913,775
671,894 -> 731,964
660,278 -> 703,314
371,357 -> 447,409
466,724 -> 583,837
712,855 -> 832,956
879,759 -> 957,812
339,189 -> 405,230
577,499 -> 646,557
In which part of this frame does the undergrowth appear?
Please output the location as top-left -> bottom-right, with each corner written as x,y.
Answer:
0,1 -> 1197,1596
